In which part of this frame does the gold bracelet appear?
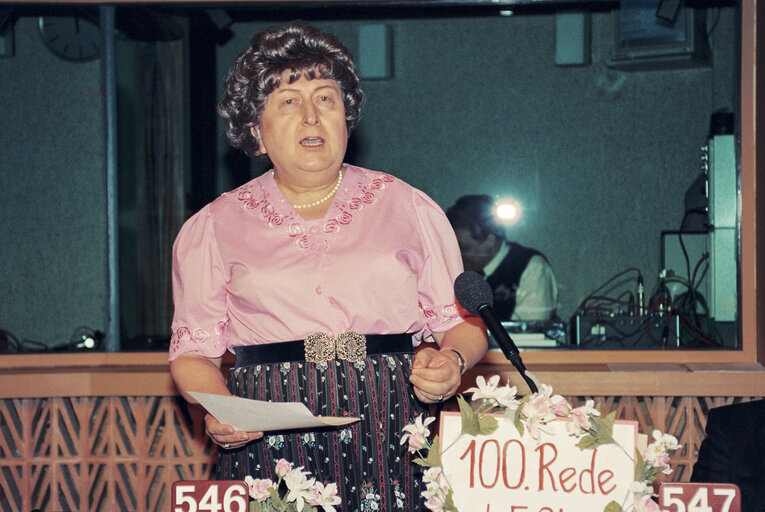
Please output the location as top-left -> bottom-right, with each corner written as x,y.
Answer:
449,348 -> 466,375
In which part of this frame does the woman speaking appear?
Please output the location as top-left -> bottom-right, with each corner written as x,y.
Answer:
168,22 -> 488,510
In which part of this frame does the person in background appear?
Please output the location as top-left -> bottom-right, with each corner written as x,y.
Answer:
168,22 -> 488,511
691,399 -> 765,512
446,194 -> 558,322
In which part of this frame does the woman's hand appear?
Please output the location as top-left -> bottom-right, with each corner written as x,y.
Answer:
409,346 -> 463,403
205,413 -> 264,450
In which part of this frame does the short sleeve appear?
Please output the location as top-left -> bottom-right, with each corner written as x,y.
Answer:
168,205 -> 230,361
410,189 -> 467,335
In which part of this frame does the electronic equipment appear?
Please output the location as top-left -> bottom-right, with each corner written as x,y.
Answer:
487,321 -> 566,350
573,313 -> 680,349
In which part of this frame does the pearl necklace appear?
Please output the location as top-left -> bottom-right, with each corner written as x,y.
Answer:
272,169 -> 344,210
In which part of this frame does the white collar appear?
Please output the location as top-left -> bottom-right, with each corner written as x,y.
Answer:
483,239 -> 509,276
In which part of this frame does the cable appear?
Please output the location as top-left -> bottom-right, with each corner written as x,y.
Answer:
0,328 -> 21,353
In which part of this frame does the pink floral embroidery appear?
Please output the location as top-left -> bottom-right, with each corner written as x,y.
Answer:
421,305 -> 437,319
237,169 -> 396,249
296,235 -> 310,249
441,304 -> 459,318
288,223 -> 304,237
420,302 -> 461,324
192,329 -> 209,343
174,326 -> 191,341
324,219 -> 340,233
171,321 -> 227,348
237,182 -> 297,229
336,211 -> 353,225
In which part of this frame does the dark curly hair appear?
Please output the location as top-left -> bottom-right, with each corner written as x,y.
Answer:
218,22 -> 365,159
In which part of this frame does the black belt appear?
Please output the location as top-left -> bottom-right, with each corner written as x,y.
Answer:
234,332 -> 413,368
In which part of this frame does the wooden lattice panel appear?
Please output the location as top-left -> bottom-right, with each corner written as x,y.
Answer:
0,397 -> 215,512
0,395 -> 758,511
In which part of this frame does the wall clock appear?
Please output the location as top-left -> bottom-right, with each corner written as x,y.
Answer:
38,15 -> 100,62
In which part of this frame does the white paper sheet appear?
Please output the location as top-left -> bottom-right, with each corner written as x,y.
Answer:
189,391 -> 360,432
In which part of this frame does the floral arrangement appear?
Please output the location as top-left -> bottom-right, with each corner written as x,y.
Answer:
401,375 -> 681,512
244,459 -> 341,512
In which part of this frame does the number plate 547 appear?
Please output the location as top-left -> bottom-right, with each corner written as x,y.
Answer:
172,480 -> 249,512
659,482 -> 741,512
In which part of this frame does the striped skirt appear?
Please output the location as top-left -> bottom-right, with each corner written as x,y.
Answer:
216,353 -> 428,512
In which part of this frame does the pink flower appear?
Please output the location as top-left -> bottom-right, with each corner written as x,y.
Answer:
174,326 -> 191,341
401,414 -> 435,453
551,396 -> 572,417
424,495 -> 444,511
634,494 -> 661,512
244,476 -> 275,502
361,191 -> 375,204
568,408 -> 591,430
348,197 -> 363,209
523,393 -> 552,418
275,458 -> 292,478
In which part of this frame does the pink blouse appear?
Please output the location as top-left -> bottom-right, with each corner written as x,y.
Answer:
168,165 -> 466,360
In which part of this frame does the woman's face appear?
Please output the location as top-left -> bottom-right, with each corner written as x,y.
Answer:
256,72 -> 348,178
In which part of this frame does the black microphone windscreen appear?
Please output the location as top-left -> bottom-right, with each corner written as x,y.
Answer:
454,271 -> 494,315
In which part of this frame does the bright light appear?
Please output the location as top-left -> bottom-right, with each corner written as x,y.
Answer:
493,199 -> 521,224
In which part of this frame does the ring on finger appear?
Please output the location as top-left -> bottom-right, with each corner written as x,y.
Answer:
223,442 -> 230,449
438,394 -> 444,401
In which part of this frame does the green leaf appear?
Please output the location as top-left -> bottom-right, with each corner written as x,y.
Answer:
250,501 -> 264,512
457,395 -> 482,436
513,396 -> 530,437
421,435 -> 443,468
443,489 -> 459,512
576,434 -> 600,451
635,451 -> 645,480
412,457 -> 430,467
603,500 -> 624,512
477,415 -> 499,436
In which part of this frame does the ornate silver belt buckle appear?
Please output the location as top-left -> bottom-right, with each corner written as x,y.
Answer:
335,331 -> 367,363
303,331 -> 367,364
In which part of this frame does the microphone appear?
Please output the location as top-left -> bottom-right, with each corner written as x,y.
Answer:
454,271 -> 538,393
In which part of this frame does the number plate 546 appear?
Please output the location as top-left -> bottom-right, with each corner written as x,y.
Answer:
659,482 -> 741,512
172,480 -> 249,512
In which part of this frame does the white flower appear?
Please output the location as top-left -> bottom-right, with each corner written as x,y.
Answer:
653,430 -> 681,451
565,399 -> 600,437
283,466 -> 316,512
422,466 -> 442,485
306,481 -> 341,512
464,375 -> 519,407
629,480 -> 655,496
524,412 -> 556,440
401,414 -> 436,452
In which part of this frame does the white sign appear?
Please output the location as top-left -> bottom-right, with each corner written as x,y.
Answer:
439,412 -> 638,512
